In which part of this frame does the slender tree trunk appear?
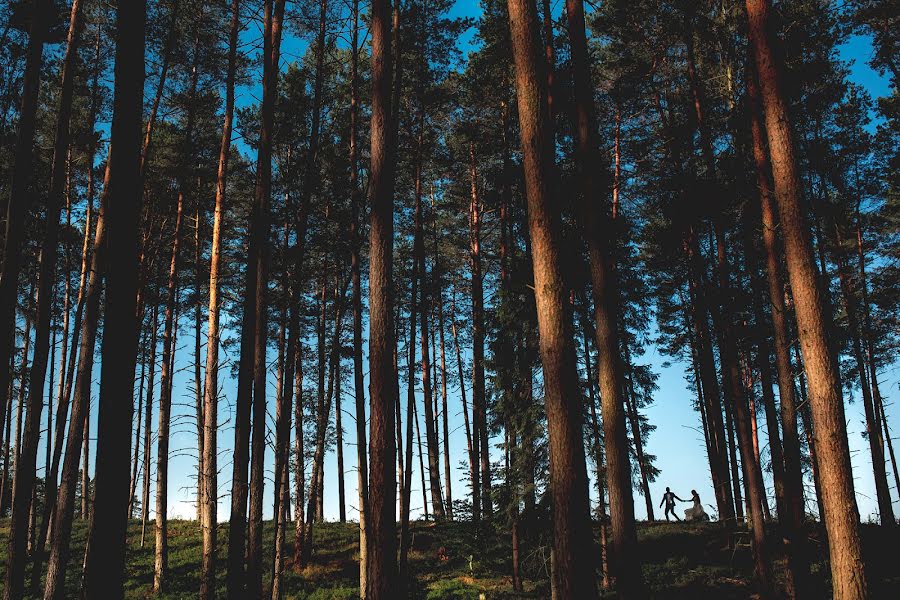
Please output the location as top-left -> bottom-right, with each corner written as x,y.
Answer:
507,1 -> 598,595
200,1 -> 238,595
580,323 -> 609,587
228,2 -> 284,597
468,144 -> 492,521
153,182 -> 186,595
349,0 -> 369,588
336,355 -> 346,522
140,303 -> 158,549
81,1 -> 145,596
746,1 -> 868,596
436,268 -> 452,520
0,0 -> 48,474
413,386 -> 429,520
415,170 -> 444,520
293,340 -> 306,568
194,203 -> 204,523
450,292 -> 477,521
366,1 -> 399,595
246,3 -> 285,597
301,275 -> 350,566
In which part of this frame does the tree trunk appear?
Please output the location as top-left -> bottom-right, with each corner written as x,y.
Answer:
416,167 -> 444,520
469,143 -> 492,521
81,1 -> 145,596
153,181 -> 186,595
0,0 -> 48,476
450,290 -> 477,522
200,0 -> 238,595
746,59 -> 809,597
507,0 -> 598,595
565,3 -> 642,594
140,303 -> 158,549
745,1 -> 868,596
366,0 -> 399,595
246,3 -> 286,597
349,0 -> 369,588
228,2 -> 284,597
336,355 -> 346,522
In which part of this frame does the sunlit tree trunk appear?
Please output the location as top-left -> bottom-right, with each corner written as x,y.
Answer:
507,0 -> 597,595
746,1 -> 868,596
200,0 -> 238,595
746,61 -> 809,597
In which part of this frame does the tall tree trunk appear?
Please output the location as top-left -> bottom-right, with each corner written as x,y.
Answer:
301,275 -> 350,566
153,180 -> 186,595
2,2 -> 57,594
227,1 -> 284,597
336,355 -> 346,523
565,3 -> 642,594
348,0 -> 369,588
366,0 -> 399,595
81,1 -> 145,596
0,0 -> 48,474
246,2 -> 285,597
745,1 -> 868,596
200,0 -> 238,595
507,0 -> 597,595
746,59 -> 809,597
416,167 -> 444,520
293,340 -> 306,567
450,291 -> 477,521
832,223 -> 894,525
468,143 -> 492,521
20,0 -> 85,587
580,323 -> 610,587
194,203 -> 204,523
127,337 -> 146,520
140,303 -> 158,549
436,264 -> 452,520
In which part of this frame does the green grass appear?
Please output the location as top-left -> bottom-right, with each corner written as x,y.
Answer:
0,518 -> 897,598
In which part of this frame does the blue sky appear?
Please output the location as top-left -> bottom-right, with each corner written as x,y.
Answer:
39,1 -> 897,526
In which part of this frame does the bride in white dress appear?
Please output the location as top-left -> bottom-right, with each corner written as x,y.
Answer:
684,490 -> 710,522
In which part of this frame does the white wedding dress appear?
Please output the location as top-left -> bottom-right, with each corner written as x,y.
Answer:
685,496 -> 710,522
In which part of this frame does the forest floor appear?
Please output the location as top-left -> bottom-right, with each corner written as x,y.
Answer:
0,517 -> 897,598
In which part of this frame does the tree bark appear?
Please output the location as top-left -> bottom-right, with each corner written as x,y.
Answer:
0,0 -> 48,473
246,3 -> 285,598
200,0 -> 238,596
22,2 -> 86,591
153,178 -> 186,595
227,2 -> 284,597
745,1 -> 868,596
366,1 -> 399,596
507,0 -> 598,595
81,1 -> 145,596
349,0 -> 369,588
564,2 -> 641,594
746,59 -> 809,597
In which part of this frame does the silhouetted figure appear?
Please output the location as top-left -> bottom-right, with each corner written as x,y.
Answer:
684,489 -> 710,522
659,487 -> 684,521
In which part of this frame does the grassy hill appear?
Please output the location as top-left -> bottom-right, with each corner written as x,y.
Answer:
1,518 -> 897,598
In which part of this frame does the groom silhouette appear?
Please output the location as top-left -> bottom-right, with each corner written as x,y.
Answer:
659,487 -> 684,521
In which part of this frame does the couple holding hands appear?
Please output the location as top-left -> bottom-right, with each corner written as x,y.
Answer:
660,487 -> 710,522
